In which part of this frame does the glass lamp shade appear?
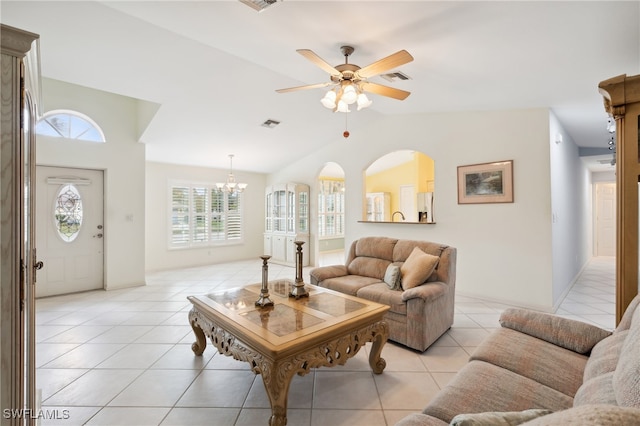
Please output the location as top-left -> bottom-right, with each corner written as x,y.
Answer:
336,99 -> 350,113
216,171 -> 247,193
342,84 -> 357,104
357,93 -> 373,110
320,90 -> 337,109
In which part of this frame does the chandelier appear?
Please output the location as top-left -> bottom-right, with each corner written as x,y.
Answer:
320,81 -> 372,113
216,154 -> 248,194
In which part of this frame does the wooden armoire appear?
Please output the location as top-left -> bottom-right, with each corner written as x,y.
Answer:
1,24 -> 41,425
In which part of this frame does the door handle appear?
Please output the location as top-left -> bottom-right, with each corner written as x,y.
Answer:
34,261 -> 44,270
94,233 -> 103,238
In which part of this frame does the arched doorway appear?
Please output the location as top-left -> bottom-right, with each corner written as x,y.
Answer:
317,162 -> 345,266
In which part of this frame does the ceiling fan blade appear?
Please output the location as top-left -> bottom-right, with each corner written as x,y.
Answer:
356,50 -> 414,79
296,49 -> 341,76
360,82 -> 411,100
276,82 -> 332,93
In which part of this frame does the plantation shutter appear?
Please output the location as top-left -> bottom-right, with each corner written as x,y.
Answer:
192,187 -> 209,243
227,192 -> 242,240
210,189 -> 225,241
169,182 -> 245,248
171,186 -> 190,246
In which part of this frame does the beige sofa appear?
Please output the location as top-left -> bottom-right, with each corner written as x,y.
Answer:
309,236 -> 456,352
396,294 -> 640,425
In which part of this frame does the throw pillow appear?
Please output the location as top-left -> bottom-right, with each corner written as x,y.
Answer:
449,409 -> 552,426
383,264 -> 401,290
400,246 -> 439,290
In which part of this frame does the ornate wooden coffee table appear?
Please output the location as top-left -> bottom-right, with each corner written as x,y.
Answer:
188,280 -> 389,426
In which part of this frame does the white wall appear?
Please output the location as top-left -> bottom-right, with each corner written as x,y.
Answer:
36,78 -> 146,290
145,162 -> 266,272
549,112 -> 592,308
269,108 -> 560,310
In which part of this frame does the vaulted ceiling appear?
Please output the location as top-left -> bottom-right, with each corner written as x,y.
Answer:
2,1 -> 639,173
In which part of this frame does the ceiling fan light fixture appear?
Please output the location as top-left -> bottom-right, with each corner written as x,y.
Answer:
277,46 -> 413,115
357,93 -> 372,110
320,90 -> 337,109
342,84 -> 357,104
336,99 -> 350,113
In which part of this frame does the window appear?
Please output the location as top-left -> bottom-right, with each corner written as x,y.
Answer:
36,109 -> 105,142
54,184 -> 83,242
170,182 -> 244,248
318,179 -> 345,238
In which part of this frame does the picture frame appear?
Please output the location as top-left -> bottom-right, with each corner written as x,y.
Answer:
457,160 -> 514,204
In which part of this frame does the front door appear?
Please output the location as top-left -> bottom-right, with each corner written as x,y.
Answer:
35,166 -> 104,297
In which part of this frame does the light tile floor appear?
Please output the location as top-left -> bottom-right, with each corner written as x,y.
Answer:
35,256 -> 616,426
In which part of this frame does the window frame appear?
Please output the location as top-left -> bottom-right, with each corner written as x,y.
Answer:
36,109 -> 106,142
168,180 -> 245,249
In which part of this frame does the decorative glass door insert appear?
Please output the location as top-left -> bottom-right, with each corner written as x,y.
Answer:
54,184 -> 83,242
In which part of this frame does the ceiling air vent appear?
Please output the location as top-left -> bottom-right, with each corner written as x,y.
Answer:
239,0 -> 280,12
380,71 -> 411,83
261,119 -> 280,129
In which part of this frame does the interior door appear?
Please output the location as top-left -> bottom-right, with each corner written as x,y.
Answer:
35,166 -> 104,297
596,183 -> 616,257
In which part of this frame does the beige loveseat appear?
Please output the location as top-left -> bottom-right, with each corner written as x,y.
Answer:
309,236 -> 456,352
396,294 -> 640,425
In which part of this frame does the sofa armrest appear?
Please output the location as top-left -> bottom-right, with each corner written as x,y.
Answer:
395,413 -> 448,426
309,265 -> 348,285
401,282 -> 447,303
499,308 -> 612,354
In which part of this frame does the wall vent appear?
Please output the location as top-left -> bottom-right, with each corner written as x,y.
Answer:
380,71 -> 411,82
261,119 -> 280,128
239,0 -> 280,12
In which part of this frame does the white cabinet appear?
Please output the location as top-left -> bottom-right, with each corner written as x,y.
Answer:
264,183 -> 310,266
366,192 -> 391,221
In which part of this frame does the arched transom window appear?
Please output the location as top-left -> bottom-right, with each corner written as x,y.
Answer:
36,109 -> 105,142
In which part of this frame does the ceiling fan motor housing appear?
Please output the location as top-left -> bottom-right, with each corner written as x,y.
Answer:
332,64 -> 361,83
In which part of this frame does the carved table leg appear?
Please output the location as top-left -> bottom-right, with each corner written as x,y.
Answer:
368,322 -> 389,374
189,309 -> 207,356
261,361 -> 295,426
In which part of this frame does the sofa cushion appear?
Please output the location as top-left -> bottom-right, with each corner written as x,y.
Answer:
582,330 -> 628,382
356,282 -> 407,315
470,328 -> 588,397
499,308 -> 611,354
449,409 -> 552,426
354,236 -> 397,261
401,247 -> 439,290
613,301 -> 640,407
347,257 -> 391,280
383,264 -> 401,290
422,360 -> 574,423
319,275 -> 381,296
394,240 -> 447,283
521,405 -> 640,426
573,372 -> 617,406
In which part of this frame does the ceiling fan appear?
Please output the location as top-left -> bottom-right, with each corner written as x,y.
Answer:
276,46 -> 414,112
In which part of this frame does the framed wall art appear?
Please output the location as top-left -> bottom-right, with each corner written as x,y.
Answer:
457,160 -> 513,204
